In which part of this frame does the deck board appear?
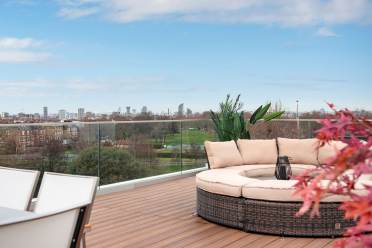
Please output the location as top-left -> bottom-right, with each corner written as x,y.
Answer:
86,176 -> 335,248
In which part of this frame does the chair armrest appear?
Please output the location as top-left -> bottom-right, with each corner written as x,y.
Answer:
28,198 -> 38,211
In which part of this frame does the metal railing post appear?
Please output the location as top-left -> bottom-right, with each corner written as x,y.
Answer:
97,124 -> 101,180
180,120 -> 183,174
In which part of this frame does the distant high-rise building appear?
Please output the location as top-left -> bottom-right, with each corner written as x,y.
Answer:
126,106 -> 131,115
178,103 -> 184,117
43,106 -> 48,120
0,112 -> 9,118
186,108 -> 192,116
78,108 -> 85,120
58,109 -> 66,120
141,106 -> 148,114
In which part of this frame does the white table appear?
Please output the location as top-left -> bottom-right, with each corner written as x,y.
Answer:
0,206 -> 36,225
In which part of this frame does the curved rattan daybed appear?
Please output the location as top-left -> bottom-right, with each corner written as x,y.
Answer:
196,138 -> 367,237
197,188 -> 355,237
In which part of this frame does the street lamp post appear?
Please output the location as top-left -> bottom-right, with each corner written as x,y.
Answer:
296,100 -> 300,137
296,100 -> 299,119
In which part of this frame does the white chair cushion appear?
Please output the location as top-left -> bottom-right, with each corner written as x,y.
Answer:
318,141 -> 347,165
34,172 -> 98,214
237,139 -> 277,164
204,140 -> 243,169
0,167 -> 39,210
277,138 -> 319,165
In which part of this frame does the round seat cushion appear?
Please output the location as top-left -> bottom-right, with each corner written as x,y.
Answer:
196,164 -> 278,197
196,164 -> 371,201
196,164 -> 313,197
242,166 -> 371,202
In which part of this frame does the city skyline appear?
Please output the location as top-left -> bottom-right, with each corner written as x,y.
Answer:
0,1 -> 371,113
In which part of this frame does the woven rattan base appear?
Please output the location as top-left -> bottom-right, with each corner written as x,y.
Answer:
196,188 -> 355,237
196,187 -> 245,229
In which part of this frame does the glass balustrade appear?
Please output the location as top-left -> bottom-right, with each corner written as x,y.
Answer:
0,119 -> 321,186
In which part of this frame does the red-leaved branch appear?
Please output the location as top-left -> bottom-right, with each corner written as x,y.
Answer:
294,104 -> 372,247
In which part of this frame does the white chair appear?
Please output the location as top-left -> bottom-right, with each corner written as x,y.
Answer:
34,172 -> 99,248
0,167 -> 40,210
0,203 -> 90,248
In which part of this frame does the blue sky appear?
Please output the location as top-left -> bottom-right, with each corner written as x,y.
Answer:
0,0 -> 371,114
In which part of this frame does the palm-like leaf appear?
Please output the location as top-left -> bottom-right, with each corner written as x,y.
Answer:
249,105 -> 262,124
263,111 -> 285,121
254,103 -> 271,122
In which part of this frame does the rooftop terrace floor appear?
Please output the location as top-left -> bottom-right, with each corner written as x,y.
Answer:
86,176 -> 336,248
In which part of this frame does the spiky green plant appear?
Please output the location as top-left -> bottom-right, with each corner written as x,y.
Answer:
210,94 -> 285,141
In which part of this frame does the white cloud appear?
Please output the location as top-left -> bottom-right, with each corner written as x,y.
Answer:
0,37 -> 52,63
0,76 -> 165,97
0,51 -> 51,63
57,0 -> 101,19
65,79 -> 103,90
56,0 -> 372,27
0,37 -> 43,49
58,7 -> 99,19
316,27 -> 338,37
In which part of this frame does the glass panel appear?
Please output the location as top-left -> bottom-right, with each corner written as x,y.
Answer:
90,121 -> 182,185
180,120 -> 216,171
0,123 -> 100,193
68,123 -> 100,178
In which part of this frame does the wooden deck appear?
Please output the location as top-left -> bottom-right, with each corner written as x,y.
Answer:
86,176 -> 336,248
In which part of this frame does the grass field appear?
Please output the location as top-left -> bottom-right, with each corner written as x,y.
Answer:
164,129 -> 215,146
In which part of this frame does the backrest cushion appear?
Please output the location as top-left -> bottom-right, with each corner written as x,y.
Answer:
237,139 -> 277,164
34,172 -> 98,214
318,140 -> 347,165
0,167 -> 39,210
277,138 -> 319,165
204,140 -> 243,169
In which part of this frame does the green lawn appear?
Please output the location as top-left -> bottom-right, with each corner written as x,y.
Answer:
164,129 -> 215,146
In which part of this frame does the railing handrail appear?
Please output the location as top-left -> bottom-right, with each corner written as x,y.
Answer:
0,118 -> 371,127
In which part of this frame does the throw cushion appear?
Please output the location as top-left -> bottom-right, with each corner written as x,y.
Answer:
237,139 -> 277,164
318,140 -> 347,165
277,138 -> 319,165
204,140 -> 243,169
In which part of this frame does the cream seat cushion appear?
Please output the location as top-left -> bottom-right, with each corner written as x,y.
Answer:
277,138 -> 319,165
227,164 -> 314,171
204,140 -> 243,169
318,140 -> 347,165
237,139 -> 277,164
240,164 -> 315,178
242,180 -> 368,202
196,168 -> 259,197
241,166 -> 371,202
196,164 -> 316,197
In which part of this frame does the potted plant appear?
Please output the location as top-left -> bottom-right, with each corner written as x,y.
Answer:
210,94 -> 284,141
